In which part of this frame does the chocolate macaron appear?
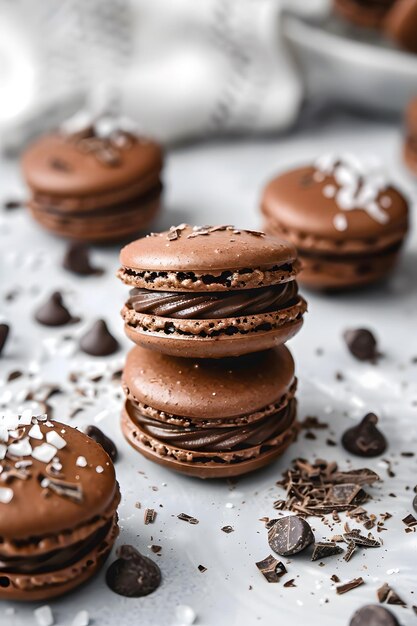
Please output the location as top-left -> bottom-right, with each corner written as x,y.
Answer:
21,116 -> 163,242
0,412 -> 120,600
118,224 -> 306,358
121,344 -> 298,478
385,0 -> 417,53
261,155 -> 409,291
404,97 -> 417,176
333,0 -> 395,28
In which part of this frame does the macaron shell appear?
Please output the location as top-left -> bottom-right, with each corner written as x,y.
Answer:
123,306 -> 304,358
29,193 -> 160,243
0,514 -> 118,601
0,421 -> 118,540
333,0 -> 394,27
384,0 -> 417,53
404,140 -> 417,177
121,405 -> 298,479
261,166 -> 408,246
119,225 -> 297,274
22,133 -> 163,197
122,344 -> 295,420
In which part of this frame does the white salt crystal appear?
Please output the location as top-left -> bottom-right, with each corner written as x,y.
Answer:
28,424 -> 44,440
32,443 -> 57,463
34,605 -> 54,626
46,431 -> 66,449
0,487 -> 13,504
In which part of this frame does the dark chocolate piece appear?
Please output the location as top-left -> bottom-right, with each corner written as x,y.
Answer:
198,564 -> 207,573
402,513 -> 417,527
349,605 -> 400,626
268,515 -> 314,556
34,292 -> 74,326
311,542 -> 344,561
342,413 -> 387,457
343,541 -> 357,562
0,323 -> 10,357
79,319 -> 119,356
63,242 -> 103,276
344,328 -> 380,362
255,555 -> 287,583
343,530 -> 381,548
85,425 -> 118,462
106,545 -> 161,597
336,577 -> 364,594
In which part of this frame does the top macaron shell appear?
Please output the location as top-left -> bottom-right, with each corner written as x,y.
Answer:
262,164 -> 409,254
22,132 -> 162,200
119,224 -> 299,291
0,421 -> 118,540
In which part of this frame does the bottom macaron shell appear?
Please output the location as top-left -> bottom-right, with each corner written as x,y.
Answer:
0,515 -> 119,601
122,301 -> 306,358
121,405 -> 298,479
29,193 -> 160,243
298,248 -> 402,291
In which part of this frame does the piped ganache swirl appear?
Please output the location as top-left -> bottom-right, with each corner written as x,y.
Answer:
126,397 -> 297,455
127,281 -> 299,319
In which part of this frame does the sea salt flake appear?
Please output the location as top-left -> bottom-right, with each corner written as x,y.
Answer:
322,184 -> 336,198
0,444 -> 6,460
46,431 -> 66,449
96,465 -> 104,473
0,487 -> 13,503
72,610 -> 90,626
0,426 -> 8,443
0,413 -> 19,430
8,437 -> 32,457
76,456 -> 87,468
380,195 -> 392,209
225,502 -> 234,509
32,443 -> 57,463
333,214 -> 348,232
28,424 -> 44,440
19,409 -> 33,426
34,605 -> 54,626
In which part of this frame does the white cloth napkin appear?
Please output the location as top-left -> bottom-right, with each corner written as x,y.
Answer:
0,0 -> 328,149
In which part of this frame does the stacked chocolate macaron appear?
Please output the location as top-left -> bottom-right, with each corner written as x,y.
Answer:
21,116 -> 163,242
118,224 -> 307,478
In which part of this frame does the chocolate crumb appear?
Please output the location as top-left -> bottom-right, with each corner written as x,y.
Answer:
198,565 -> 207,573
221,525 -> 234,533
377,582 -> 407,607
402,513 -> 417,527
150,545 -> 161,554
3,199 -> 23,211
283,579 -> 296,587
106,545 -> 161,597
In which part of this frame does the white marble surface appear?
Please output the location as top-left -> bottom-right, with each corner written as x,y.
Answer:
0,113 -> 417,626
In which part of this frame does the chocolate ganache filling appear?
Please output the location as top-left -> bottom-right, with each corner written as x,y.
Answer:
128,399 -> 296,452
0,518 -> 114,576
127,282 -> 298,319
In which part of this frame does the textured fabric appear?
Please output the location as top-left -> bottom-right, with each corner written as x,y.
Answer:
0,0 -> 328,149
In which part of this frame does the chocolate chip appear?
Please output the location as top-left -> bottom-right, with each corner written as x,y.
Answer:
3,199 -> 23,211
85,425 -> 118,462
34,292 -> 75,326
106,545 -> 161,597
79,320 -> 119,356
63,243 -> 103,276
268,515 -> 314,557
0,324 -> 10,357
342,413 -> 387,457
255,555 -> 287,583
349,605 -> 400,626
311,542 -> 344,561
344,328 -> 380,362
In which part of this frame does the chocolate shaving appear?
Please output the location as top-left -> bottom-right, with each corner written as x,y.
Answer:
311,542 -> 344,561
198,564 -> 207,573
41,476 -> 83,503
177,513 -> 199,525
343,541 -> 357,562
144,508 -> 156,525
402,514 -> 417,527
343,529 -> 381,548
255,555 -> 287,583
377,582 -> 407,607
283,579 -> 296,587
336,577 -> 364,594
